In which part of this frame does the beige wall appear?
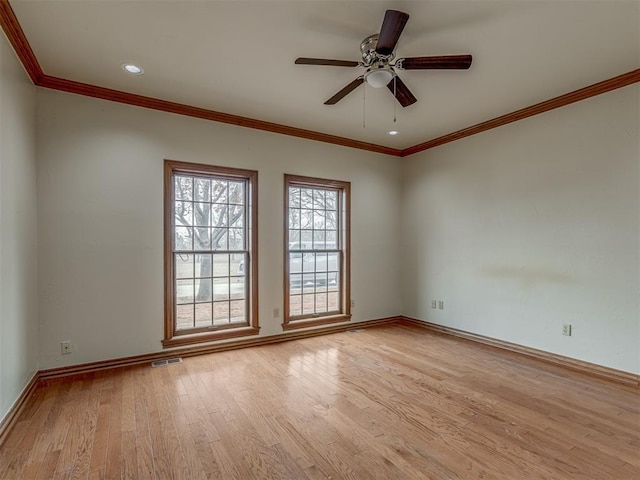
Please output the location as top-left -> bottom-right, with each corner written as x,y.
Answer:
0,32 -> 38,420
33,81 -> 640,375
36,89 -> 403,369
401,85 -> 639,374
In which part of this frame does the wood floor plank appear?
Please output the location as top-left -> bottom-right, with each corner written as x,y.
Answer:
1,324 -> 638,479
103,370 -> 123,480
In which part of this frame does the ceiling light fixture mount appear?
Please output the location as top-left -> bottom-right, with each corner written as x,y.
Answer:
121,63 -> 144,75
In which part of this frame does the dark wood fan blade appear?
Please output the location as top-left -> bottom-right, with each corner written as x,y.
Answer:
376,10 -> 409,56
386,76 -> 417,107
398,55 -> 473,70
295,58 -> 360,67
324,77 -> 364,105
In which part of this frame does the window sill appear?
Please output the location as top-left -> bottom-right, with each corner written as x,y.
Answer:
282,314 -> 351,331
162,326 -> 260,348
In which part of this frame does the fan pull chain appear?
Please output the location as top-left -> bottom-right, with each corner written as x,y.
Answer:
362,81 -> 366,128
393,75 -> 397,123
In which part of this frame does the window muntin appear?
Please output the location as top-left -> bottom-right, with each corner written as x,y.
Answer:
164,161 -> 258,347
284,175 -> 350,329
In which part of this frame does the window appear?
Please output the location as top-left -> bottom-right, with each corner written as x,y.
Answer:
284,174 -> 351,329
163,160 -> 258,347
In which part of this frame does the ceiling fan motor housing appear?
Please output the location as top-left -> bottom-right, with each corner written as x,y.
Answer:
360,34 -> 395,66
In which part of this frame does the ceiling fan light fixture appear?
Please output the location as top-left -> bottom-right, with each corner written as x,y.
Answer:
388,130 -> 399,136
365,68 -> 394,88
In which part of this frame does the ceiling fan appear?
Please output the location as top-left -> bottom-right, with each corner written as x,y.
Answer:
295,10 -> 472,107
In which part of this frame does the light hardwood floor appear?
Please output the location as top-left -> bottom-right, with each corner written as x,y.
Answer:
1,323 -> 638,479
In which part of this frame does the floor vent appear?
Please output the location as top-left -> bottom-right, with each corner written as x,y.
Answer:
347,329 -> 365,333
151,357 -> 183,368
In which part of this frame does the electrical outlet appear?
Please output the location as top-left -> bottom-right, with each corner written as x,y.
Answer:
431,300 -> 437,309
61,341 -> 73,354
562,324 -> 572,336
351,299 -> 355,309
438,300 -> 444,310
273,308 -> 279,318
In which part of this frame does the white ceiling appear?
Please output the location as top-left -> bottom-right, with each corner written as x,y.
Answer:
11,0 -> 640,149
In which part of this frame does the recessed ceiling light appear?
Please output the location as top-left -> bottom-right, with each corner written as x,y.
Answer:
121,64 -> 144,75
388,130 -> 399,136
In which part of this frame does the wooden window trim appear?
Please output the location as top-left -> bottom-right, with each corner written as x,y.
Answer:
283,174 -> 351,331
163,160 -> 259,348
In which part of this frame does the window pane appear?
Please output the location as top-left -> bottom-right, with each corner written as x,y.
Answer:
213,253 -> 229,277
175,227 -> 193,251
211,204 -> 228,226
316,273 -> 328,291
289,187 -> 300,207
325,190 -> 337,209
315,293 -> 327,312
230,253 -> 245,278
212,180 -> 228,203
176,279 -> 194,304
302,273 -> 315,289
315,253 -> 328,272
194,178 -> 211,202
229,228 -> 244,250
214,302 -> 230,325
195,303 -> 212,327
289,208 -> 301,229
194,203 -> 211,226
314,210 -> 326,230
229,205 -> 244,227
175,254 -> 194,279
313,230 -> 326,249
300,209 -> 313,229
290,254 -> 302,274
176,304 -> 194,330
195,278 -> 212,302
212,228 -> 228,250
175,176 -> 193,201
302,293 -> 315,314
328,271 -> 339,290
213,277 -> 229,301
328,291 -> 339,311
289,229 -> 300,246
328,253 -> 339,272
325,211 -> 338,232
289,295 -> 302,316
230,278 -> 245,300
302,253 -> 316,273
228,181 -> 244,204
195,254 -> 212,278
290,274 -> 302,291
175,201 -> 193,227
313,189 -> 326,209
194,227 -> 210,250
300,230 -> 312,247
326,230 -> 337,247
230,300 -> 245,323
300,188 -> 313,209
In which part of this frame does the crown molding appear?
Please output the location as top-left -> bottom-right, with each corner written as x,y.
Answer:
0,0 -> 42,83
1,0 -> 638,157
37,74 -> 402,156
402,68 -> 640,156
